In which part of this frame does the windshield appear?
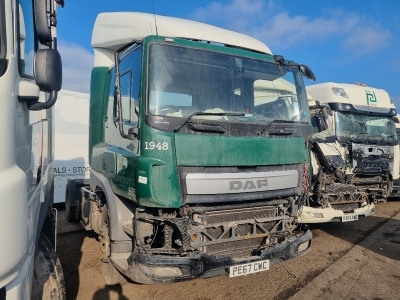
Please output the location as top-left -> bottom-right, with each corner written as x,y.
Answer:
336,112 -> 396,141
148,44 -> 309,125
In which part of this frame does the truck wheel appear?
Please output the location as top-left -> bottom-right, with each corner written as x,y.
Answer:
32,233 -> 66,300
99,205 -> 127,285
65,180 -> 79,222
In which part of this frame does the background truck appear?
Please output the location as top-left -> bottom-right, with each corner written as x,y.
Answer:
300,82 -> 399,223
66,12 -> 316,284
53,90 -> 90,204
0,0 -> 65,299
391,115 -> 400,197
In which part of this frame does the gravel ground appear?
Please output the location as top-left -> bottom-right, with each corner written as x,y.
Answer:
55,200 -> 400,300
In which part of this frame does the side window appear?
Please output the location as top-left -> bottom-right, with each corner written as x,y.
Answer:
120,70 -> 132,121
115,45 -> 142,125
19,0 -> 36,77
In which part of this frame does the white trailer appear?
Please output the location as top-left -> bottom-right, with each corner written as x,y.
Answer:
0,0 -> 65,299
53,90 -> 90,203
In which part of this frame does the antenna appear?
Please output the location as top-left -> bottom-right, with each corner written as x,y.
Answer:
151,0 -> 159,36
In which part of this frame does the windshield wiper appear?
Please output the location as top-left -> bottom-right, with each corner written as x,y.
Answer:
174,112 -> 245,132
259,119 -> 304,136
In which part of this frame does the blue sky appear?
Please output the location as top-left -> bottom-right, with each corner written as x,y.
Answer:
57,0 -> 400,107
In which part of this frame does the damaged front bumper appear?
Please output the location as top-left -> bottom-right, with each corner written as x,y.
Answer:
298,202 -> 375,223
125,229 -> 312,284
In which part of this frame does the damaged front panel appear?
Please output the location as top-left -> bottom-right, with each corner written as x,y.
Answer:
134,199 -> 298,258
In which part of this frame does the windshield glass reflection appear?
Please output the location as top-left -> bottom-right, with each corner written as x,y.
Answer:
336,112 -> 396,142
148,44 -> 309,124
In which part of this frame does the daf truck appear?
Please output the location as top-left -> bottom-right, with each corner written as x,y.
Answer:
300,82 -> 399,223
0,0 -> 65,299
66,12 -> 316,284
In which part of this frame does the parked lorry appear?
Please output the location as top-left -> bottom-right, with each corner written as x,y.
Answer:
66,12 -> 316,284
53,90 -> 90,203
0,0 -> 65,299
300,82 -> 399,223
391,115 -> 400,197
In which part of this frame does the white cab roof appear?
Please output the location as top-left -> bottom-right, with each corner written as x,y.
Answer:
91,12 -> 272,55
306,82 -> 393,109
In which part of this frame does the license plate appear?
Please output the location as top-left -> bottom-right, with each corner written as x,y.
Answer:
229,259 -> 270,278
342,214 -> 359,222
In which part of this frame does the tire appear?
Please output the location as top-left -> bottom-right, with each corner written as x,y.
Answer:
65,180 -> 80,222
100,205 -> 127,285
32,233 -> 66,300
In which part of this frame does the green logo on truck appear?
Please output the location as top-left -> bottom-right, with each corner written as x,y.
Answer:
366,90 -> 377,106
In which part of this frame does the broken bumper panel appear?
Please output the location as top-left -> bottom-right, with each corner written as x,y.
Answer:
298,203 -> 375,224
127,229 -> 312,284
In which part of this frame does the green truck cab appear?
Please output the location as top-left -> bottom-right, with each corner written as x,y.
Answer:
66,12 -> 315,284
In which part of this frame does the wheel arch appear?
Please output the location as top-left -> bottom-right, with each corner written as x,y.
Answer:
89,169 -> 135,242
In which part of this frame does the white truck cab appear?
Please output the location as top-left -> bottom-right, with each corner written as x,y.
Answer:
391,114 -> 400,197
300,82 -> 399,223
0,0 -> 65,298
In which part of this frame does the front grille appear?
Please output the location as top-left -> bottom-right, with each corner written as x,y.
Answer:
179,164 -> 303,204
204,206 -> 277,224
206,237 -> 265,257
190,206 -> 283,257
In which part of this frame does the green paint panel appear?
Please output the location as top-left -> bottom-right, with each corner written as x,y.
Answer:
175,134 -> 307,166
106,145 -> 138,201
136,126 -> 181,208
89,67 -> 111,165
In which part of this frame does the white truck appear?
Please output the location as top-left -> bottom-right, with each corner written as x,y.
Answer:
53,90 -> 90,204
300,82 -> 399,223
391,115 -> 400,197
0,0 -> 65,299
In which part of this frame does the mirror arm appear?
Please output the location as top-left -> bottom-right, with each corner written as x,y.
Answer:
26,90 -> 58,111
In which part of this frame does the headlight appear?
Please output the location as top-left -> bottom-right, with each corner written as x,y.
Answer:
307,212 -> 323,219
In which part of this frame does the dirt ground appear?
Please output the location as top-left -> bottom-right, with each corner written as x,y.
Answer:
55,200 -> 400,300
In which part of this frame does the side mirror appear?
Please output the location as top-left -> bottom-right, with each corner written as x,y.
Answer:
393,116 -> 400,123
26,49 -> 62,110
128,127 -> 139,140
35,48 -> 62,92
316,115 -> 328,131
322,107 -> 333,117
34,0 -> 52,45
299,64 -> 316,81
